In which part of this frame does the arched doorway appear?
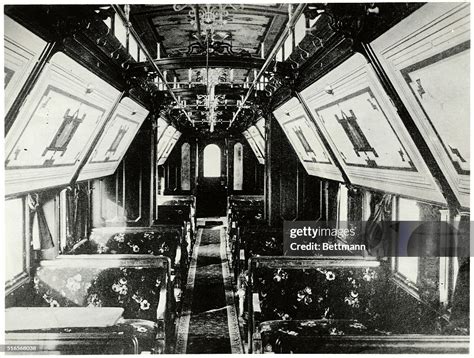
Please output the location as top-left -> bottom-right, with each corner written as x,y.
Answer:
197,142 -> 227,217
203,144 -> 221,177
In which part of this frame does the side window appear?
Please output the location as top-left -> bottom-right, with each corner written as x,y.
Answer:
337,184 -> 349,224
394,197 -> 420,284
59,188 -> 69,253
5,198 -> 27,286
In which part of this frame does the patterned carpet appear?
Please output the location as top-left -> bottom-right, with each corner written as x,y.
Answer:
175,225 -> 242,353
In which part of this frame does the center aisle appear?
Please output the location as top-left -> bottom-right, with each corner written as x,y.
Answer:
175,222 -> 243,354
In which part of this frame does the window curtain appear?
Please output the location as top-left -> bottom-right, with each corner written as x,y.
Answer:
65,183 -> 90,250
27,193 -> 54,250
417,202 -> 443,309
450,257 -> 469,331
364,192 -> 393,256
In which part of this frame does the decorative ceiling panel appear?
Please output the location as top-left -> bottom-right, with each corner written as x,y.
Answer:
131,4 -> 287,57
130,4 -> 288,133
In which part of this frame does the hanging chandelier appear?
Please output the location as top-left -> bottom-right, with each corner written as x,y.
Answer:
195,68 -> 228,132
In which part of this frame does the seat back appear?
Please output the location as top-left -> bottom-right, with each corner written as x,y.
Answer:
157,195 -> 195,207
228,195 -> 264,208
66,226 -> 184,273
247,256 -> 385,349
249,257 -> 383,323
32,255 -> 170,322
156,205 -> 191,225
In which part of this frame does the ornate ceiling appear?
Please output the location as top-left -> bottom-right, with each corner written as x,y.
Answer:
129,4 -> 289,134
131,4 -> 288,59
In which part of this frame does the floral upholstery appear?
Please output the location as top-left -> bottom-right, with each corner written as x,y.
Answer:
243,229 -> 283,260
67,227 -> 187,288
229,207 -> 264,233
249,261 -> 467,353
259,319 -> 384,353
156,195 -> 196,240
116,319 -> 165,353
89,228 -> 182,262
155,205 -> 195,260
33,265 -> 165,322
156,205 -> 190,226
256,317 -> 469,353
230,227 -> 282,287
254,266 -> 387,328
5,256 -> 173,353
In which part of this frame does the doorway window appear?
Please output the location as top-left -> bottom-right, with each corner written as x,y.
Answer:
203,144 -> 221,177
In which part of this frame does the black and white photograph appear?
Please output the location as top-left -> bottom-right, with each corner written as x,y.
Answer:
2,1 -> 471,354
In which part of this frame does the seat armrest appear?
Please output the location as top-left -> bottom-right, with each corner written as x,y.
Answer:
156,285 -> 167,321
253,293 -> 261,314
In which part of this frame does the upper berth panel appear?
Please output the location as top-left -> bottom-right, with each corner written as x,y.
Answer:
157,117 -> 168,142
4,16 -> 47,114
157,126 -> 181,166
371,2 -> 470,209
273,98 -> 344,182
243,127 -> 265,164
156,125 -> 174,164
248,120 -> 266,164
255,117 -> 266,140
5,52 -> 120,195
78,97 -> 149,181
300,53 -> 446,205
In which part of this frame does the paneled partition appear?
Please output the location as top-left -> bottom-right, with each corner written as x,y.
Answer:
265,113 -> 331,226
91,121 -> 153,227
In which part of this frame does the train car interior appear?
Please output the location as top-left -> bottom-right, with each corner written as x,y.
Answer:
2,2 -> 471,354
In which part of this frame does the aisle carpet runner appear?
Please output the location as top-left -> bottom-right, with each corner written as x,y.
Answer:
175,224 -> 242,353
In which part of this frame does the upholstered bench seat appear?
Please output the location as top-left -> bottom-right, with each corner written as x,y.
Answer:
6,318 -> 162,354
6,255 -> 174,353
247,256 -> 469,354
67,226 -> 187,290
254,319 -> 469,353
